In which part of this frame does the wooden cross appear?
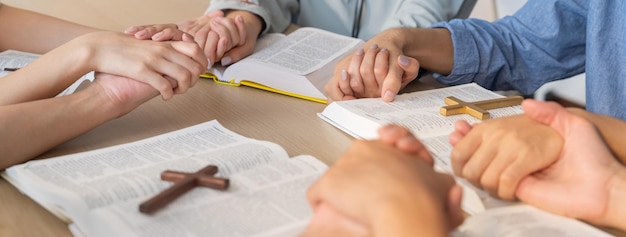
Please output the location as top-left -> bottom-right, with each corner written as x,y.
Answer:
139,165 -> 229,214
440,96 -> 524,120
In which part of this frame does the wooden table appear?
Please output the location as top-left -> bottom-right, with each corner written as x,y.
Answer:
0,1 -> 624,236
0,72 -> 450,237
1,77 -> 625,237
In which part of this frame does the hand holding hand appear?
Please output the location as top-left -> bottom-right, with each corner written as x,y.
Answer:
325,30 -> 420,102
304,125 -> 463,236
449,106 -> 564,200
72,31 -> 207,100
516,100 -> 626,229
89,72 -> 159,116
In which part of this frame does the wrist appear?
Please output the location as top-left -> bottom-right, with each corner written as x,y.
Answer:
605,168 -> 626,231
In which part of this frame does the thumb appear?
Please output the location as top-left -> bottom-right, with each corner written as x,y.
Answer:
220,43 -> 256,66
397,55 -> 420,83
516,176 -> 552,206
380,55 -> 419,102
522,99 -> 569,137
182,32 -> 195,43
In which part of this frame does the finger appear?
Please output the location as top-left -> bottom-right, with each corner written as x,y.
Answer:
378,124 -> 433,164
478,150 -> 514,199
325,69 -> 356,101
133,70 -> 174,100
371,48 -> 390,94
522,99 -> 569,136
220,41 -> 255,66
449,120 -> 473,146
450,126 -> 484,178
356,44 -> 380,97
347,48 -> 365,98
216,37 -> 229,63
516,176 -> 555,207
130,24 -> 181,41
216,16 -> 242,47
171,41 -> 209,70
379,55 -> 419,102
461,142 -> 497,189
124,25 -> 145,35
204,31 -> 220,67
191,23 -> 211,53
234,15 -> 247,47
398,55 -> 420,84
338,70 -> 355,98
153,27 -> 185,41
165,44 -> 208,92
497,155 -> 544,201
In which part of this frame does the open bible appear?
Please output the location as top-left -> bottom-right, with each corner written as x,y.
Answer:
201,27 -> 364,104
1,120 -> 327,237
318,83 -> 615,236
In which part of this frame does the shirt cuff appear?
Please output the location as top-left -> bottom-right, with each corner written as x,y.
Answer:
429,20 -> 481,86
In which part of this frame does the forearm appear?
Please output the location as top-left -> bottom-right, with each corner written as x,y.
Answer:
0,36 -> 93,104
568,108 -> 626,165
0,87 -> 119,169
376,27 -> 454,75
0,4 -> 97,54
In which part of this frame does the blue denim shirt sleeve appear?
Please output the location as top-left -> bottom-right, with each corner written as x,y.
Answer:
430,0 -> 587,95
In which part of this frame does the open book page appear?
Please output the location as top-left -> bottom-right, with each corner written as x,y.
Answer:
81,155 -> 326,237
3,120 -> 324,237
0,50 -> 94,96
451,205 -> 614,237
246,27 -> 362,75
318,83 -> 522,140
207,33 -> 286,80
317,83 -> 523,214
218,27 -> 363,100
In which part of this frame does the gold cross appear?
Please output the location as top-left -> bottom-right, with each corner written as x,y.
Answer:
139,165 -> 229,214
440,96 -> 524,120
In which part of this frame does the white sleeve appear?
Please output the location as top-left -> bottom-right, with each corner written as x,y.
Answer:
206,0 -> 299,35
382,0 -> 464,29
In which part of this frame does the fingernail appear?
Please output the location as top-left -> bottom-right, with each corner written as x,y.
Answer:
207,58 -> 212,69
221,56 -> 232,66
152,32 -> 163,40
341,70 -> 348,81
370,44 -> 378,49
356,48 -> 364,56
135,30 -> 147,38
124,26 -> 137,34
381,48 -> 388,53
399,55 -> 410,66
383,90 -> 396,102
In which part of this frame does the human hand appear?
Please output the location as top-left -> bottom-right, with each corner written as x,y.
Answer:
176,10 -> 261,67
124,23 -> 190,41
516,99 -> 626,229
449,104 -> 564,200
305,124 -> 463,236
71,31 -> 207,100
300,202 -> 371,237
324,31 -> 420,102
89,72 -> 160,116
